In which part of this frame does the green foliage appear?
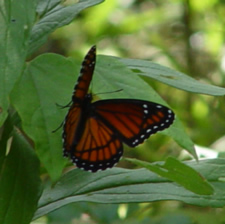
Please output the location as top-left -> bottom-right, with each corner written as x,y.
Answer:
1,0 -> 225,224
33,159 -> 225,220
0,0 -> 36,125
0,127 -> 41,224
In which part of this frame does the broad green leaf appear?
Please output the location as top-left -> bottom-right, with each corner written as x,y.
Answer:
28,0 -> 104,55
0,0 -> 37,125
0,128 -> 41,224
10,54 -> 76,181
96,55 -> 197,159
126,157 -> 213,195
34,159 -> 225,220
119,58 -> 225,96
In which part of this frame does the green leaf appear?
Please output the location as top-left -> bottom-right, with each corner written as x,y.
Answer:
126,157 -> 214,195
96,55 -> 197,159
0,0 -> 37,125
120,58 -> 225,96
28,0 -> 104,55
0,128 -> 42,224
34,159 -> 225,219
10,54 -> 76,181
167,120 -> 197,160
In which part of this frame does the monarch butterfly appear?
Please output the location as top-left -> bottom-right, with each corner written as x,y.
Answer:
63,45 -> 175,172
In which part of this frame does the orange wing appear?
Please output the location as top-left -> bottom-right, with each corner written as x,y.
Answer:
73,117 -> 122,172
63,105 -> 123,172
63,103 -> 82,158
93,99 -> 175,147
73,46 -> 96,100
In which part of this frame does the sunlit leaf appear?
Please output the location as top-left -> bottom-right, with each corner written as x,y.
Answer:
119,57 -> 225,96
126,157 -> 214,195
28,0 -> 104,55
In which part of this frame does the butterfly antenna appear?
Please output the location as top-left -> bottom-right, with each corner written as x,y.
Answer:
53,101 -> 72,133
55,101 -> 72,109
52,121 -> 64,133
93,88 -> 123,96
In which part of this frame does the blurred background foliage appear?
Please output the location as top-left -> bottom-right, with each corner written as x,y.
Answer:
34,0 -> 225,223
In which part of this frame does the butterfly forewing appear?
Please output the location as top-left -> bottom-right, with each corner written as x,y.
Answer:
92,99 -> 175,147
73,46 -> 96,100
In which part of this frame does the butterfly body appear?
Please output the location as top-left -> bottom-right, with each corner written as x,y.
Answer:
62,46 -> 175,172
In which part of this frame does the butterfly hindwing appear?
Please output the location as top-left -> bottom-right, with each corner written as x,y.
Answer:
65,113 -> 123,172
63,103 -> 82,158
